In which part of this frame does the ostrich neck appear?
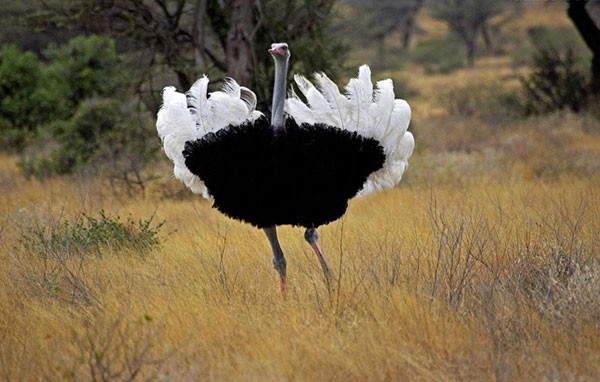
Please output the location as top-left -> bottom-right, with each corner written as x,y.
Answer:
271,58 -> 288,129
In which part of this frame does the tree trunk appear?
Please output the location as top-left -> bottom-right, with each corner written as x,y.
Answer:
465,35 -> 477,67
568,0 -> 600,95
192,0 -> 208,69
401,16 -> 415,50
481,22 -> 493,53
401,0 -> 425,50
226,0 -> 255,87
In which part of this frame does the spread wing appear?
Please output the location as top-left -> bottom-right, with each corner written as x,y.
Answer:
285,65 -> 414,197
156,76 -> 262,198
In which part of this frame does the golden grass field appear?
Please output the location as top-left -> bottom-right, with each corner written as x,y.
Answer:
1,2 -> 600,381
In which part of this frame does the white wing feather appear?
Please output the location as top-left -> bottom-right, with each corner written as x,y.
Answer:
293,74 -> 337,126
157,77 -> 262,199
284,64 -> 414,197
286,87 -> 317,124
313,73 -> 351,129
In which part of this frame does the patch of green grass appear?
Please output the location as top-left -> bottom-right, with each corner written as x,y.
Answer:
20,210 -> 164,257
11,210 -> 164,305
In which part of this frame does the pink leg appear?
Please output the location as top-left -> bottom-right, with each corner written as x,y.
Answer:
304,228 -> 332,278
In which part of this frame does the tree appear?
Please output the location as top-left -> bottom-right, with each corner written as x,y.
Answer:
7,35 -> 158,188
430,0 -> 505,66
192,0 -> 208,68
31,0 -> 346,116
342,0 -> 425,69
10,1 -> 344,184
0,46 -> 41,149
521,46 -> 589,114
39,35 -> 122,119
567,0 -> 600,97
226,0 -> 254,87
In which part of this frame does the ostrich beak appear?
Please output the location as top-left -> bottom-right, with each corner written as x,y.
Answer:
268,47 -> 284,55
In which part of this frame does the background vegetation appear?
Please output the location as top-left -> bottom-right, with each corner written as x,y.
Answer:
0,1 -> 599,381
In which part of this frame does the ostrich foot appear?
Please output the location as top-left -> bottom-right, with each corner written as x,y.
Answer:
279,275 -> 287,295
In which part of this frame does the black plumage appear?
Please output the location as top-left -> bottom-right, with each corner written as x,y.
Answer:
183,116 -> 385,228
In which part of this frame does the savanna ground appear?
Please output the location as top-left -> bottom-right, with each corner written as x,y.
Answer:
1,3 -> 600,381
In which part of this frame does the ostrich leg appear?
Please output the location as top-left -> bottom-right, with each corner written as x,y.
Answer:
264,226 -> 287,294
304,228 -> 333,279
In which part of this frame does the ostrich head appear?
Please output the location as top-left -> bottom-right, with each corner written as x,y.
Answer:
268,42 -> 290,60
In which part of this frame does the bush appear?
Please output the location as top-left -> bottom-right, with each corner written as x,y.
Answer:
12,210 -> 163,305
0,35 -> 124,152
521,46 -> 589,114
0,46 -> 41,150
20,36 -> 158,188
409,36 -> 465,74
21,210 -> 164,256
19,98 -> 156,179
38,35 -> 123,120
526,26 -> 590,64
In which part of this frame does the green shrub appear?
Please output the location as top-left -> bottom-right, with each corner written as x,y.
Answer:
12,35 -> 158,187
409,36 -> 465,74
21,210 -> 164,257
521,46 -> 589,114
38,35 -> 122,120
13,210 -> 163,305
528,26 -> 590,63
19,97 -> 158,187
0,35 -> 124,147
0,46 -> 41,150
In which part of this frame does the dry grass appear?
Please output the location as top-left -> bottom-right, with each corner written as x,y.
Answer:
2,4 -> 600,382
1,143 -> 599,381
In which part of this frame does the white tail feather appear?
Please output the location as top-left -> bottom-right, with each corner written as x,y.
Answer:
158,65 -> 412,200
284,64 -> 414,197
286,92 -> 317,125
292,74 -> 337,126
157,76 -> 262,198
223,78 -> 241,98
240,87 -> 257,112
314,72 -> 351,129
186,76 -> 209,134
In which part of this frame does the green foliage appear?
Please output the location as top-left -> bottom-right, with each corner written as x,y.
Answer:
252,0 -> 347,112
53,99 -> 124,173
38,35 -> 122,120
21,210 -> 164,257
0,45 -> 41,149
14,210 -> 163,305
429,0 -> 504,30
0,35 -> 159,185
521,46 -> 589,114
429,0 -> 505,65
344,0 -> 418,40
409,36 -> 465,74
528,26 -> 591,61
0,34 -> 123,152
19,98 -> 157,181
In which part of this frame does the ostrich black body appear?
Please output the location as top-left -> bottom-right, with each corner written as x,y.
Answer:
183,116 -> 385,228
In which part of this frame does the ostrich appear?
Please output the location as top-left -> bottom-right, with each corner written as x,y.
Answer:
157,43 -> 414,293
